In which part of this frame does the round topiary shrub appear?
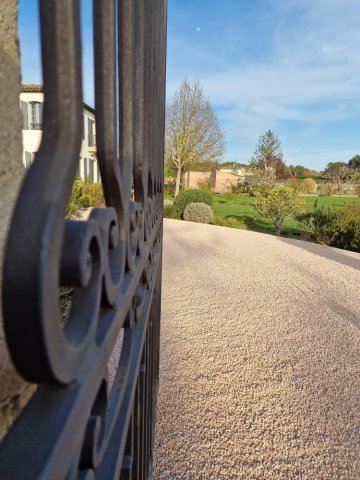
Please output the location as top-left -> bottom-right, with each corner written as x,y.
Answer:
183,202 -> 214,224
163,204 -> 180,219
173,188 -> 213,218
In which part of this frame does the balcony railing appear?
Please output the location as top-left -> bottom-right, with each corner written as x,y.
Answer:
30,122 -> 43,130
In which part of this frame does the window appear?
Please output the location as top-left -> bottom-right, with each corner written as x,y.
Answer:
30,102 -> 43,129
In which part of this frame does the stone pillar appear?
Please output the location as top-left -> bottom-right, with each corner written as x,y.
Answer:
0,0 -> 35,441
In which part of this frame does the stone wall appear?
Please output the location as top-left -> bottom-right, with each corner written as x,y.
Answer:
0,0 -> 35,441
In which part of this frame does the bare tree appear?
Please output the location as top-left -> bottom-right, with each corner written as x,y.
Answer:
165,80 -> 225,196
322,162 -> 359,193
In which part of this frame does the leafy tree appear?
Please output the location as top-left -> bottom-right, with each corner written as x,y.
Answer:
251,130 -> 290,178
255,187 -> 306,236
188,159 -> 219,172
349,155 -> 360,169
165,80 -> 225,196
221,161 -> 248,169
288,165 -> 320,178
323,161 -> 347,173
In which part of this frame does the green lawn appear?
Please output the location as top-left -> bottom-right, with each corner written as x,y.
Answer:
212,194 -> 360,236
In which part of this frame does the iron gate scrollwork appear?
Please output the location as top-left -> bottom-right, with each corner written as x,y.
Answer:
0,0 -> 167,478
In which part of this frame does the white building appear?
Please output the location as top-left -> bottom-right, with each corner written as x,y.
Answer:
219,168 -> 246,179
20,84 -> 100,182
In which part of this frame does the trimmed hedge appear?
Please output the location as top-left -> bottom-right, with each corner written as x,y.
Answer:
173,188 -> 213,218
163,204 -> 180,219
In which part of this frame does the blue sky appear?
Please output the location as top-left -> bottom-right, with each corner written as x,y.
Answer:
19,0 -> 359,170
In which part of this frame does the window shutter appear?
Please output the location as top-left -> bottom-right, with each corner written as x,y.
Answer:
39,103 -> 43,124
89,159 -> 94,183
83,115 -> 85,139
24,151 -> 32,168
83,158 -> 88,180
88,118 -> 92,144
21,101 -> 29,130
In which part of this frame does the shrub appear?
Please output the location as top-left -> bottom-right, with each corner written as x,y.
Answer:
300,178 -> 317,194
320,182 -> 335,196
355,184 -> 360,197
173,188 -> 213,218
163,204 -> 180,219
79,195 -> 92,208
65,203 -> 80,219
287,177 -> 302,192
70,177 -> 84,204
332,205 -> 360,252
297,202 -> 337,245
81,182 -> 105,207
68,177 -> 105,208
183,202 -> 214,224
298,202 -> 360,251
213,216 -> 246,229
232,180 -> 251,194
164,178 -> 176,196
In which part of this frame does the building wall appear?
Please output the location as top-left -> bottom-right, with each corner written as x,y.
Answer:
188,170 -> 240,194
20,91 -> 100,182
188,171 -> 211,189
0,0 -> 35,442
214,170 -> 239,193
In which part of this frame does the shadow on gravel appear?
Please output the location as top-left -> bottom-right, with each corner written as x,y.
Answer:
327,299 -> 360,330
278,237 -> 360,271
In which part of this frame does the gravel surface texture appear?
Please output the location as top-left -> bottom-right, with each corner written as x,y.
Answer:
153,219 -> 360,480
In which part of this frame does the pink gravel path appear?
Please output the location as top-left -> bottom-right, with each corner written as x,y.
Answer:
153,219 -> 360,479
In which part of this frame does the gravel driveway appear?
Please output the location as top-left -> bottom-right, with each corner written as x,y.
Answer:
153,219 -> 360,479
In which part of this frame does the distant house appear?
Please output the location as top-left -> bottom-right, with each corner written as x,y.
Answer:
20,84 -> 100,182
219,168 -> 246,179
188,169 -> 240,193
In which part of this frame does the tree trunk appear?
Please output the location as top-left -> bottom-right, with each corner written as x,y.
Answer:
181,169 -> 186,190
275,224 -> 281,236
175,168 -> 181,197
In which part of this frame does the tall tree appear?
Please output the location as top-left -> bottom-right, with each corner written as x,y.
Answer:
165,80 -> 225,196
251,129 -> 290,178
349,155 -> 360,169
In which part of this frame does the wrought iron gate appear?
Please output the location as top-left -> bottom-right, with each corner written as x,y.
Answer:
0,0 -> 167,478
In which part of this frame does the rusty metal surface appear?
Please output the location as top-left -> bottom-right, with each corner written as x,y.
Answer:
0,0 -> 167,478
